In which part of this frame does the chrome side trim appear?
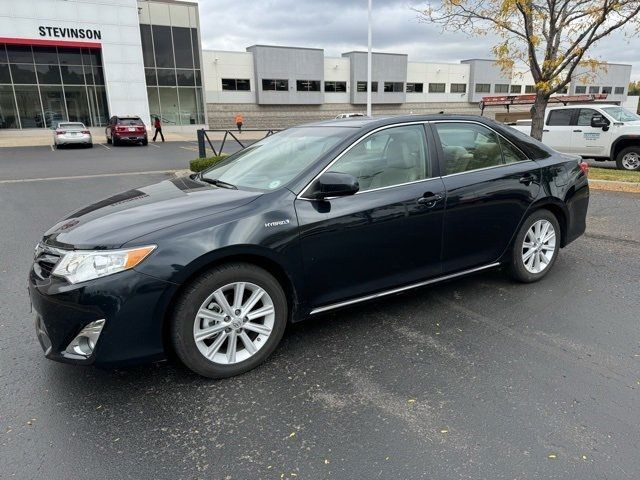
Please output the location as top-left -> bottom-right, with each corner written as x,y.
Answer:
309,262 -> 500,315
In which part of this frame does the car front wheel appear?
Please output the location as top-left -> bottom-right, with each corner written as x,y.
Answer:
170,263 -> 287,379
509,209 -> 560,283
616,146 -> 640,171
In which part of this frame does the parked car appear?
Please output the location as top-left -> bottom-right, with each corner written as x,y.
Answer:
53,122 -> 92,148
30,115 -> 589,378
511,104 -> 640,170
105,115 -> 148,146
335,112 -> 366,119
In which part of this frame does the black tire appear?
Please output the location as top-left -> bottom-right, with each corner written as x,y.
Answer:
106,136 -> 112,144
509,209 -> 561,283
141,138 -> 148,146
170,263 -> 288,379
87,143 -> 93,148
112,134 -> 119,146
615,146 -> 640,171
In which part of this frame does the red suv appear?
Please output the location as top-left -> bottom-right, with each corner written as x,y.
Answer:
105,116 -> 148,146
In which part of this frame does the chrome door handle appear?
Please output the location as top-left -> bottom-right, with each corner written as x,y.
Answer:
519,174 -> 534,185
417,192 -> 443,206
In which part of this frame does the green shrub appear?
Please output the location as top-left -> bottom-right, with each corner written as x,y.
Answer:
189,155 -> 228,172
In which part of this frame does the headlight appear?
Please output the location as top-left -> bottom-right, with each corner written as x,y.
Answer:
52,245 -> 156,284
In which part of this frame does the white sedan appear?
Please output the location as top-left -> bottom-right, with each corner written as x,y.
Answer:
53,122 -> 93,148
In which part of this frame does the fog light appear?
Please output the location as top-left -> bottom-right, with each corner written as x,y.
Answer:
64,319 -> 105,359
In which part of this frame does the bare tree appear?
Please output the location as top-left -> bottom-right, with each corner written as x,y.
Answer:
417,1 -> 640,139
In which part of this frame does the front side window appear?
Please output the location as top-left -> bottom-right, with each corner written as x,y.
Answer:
328,124 -> 429,192
201,127 -> 352,191
435,122 -> 524,175
547,109 -> 575,126
577,108 -> 599,126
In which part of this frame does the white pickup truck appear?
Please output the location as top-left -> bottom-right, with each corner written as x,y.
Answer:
511,104 -> 640,170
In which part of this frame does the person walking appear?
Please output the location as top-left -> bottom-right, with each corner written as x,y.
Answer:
235,113 -> 244,134
153,116 -> 165,142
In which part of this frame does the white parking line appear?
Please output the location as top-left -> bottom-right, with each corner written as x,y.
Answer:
0,170 -> 180,184
149,143 -> 161,148
179,146 -> 198,152
98,143 -> 111,150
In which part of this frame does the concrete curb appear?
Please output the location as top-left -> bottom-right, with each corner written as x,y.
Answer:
589,179 -> 640,194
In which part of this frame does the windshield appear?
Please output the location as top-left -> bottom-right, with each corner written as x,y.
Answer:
201,127 -> 354,190
602,107 -> 640,122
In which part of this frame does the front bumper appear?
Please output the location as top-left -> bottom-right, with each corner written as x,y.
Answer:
29,265 -> 177,367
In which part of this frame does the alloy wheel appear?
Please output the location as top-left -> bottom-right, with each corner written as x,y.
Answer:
621,152 -> 640,170
193,282 -> 275,365
521,219 -> 556,274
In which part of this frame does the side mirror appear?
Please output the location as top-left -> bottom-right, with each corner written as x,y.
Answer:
591,115 -> 610,130
311,172 -> 359,199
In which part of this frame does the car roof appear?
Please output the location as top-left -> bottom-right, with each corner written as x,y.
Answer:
298,114 -> 497,129
549,103 -> 619,109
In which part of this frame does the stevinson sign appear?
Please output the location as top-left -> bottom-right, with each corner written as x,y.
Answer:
38,25 -> 102,40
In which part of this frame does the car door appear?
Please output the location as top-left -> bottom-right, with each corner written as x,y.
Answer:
571,108 -> 612,157
432,121 -> 541,273
542,108 -> 577,153
294,123 -> 446,309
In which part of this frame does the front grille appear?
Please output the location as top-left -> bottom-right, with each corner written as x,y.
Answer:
34,245 -> 64,280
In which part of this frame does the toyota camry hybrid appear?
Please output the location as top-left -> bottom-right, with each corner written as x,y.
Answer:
29,115 -> 589,378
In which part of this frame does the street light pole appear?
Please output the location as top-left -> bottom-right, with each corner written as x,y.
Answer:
366,0 -> 372,117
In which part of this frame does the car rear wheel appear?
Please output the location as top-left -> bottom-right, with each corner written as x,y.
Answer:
106,135 -> 112,144
112,134 -> 119,146
170,263 -> 287,379
509,209 -> 560,283
616,146 -> 640,171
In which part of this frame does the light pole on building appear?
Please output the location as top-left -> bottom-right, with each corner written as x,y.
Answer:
367,0 -> 372,117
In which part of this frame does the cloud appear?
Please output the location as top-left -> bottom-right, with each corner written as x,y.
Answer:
197,0 -> 639,80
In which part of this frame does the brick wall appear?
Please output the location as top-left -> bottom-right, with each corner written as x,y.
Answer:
206,102 -> 490,129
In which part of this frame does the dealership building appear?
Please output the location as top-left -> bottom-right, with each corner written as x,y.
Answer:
0,0 -> 634,132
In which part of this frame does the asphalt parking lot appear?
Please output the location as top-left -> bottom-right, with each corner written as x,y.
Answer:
0,146 -> 639,479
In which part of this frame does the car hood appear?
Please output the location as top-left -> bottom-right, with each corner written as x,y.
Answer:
43,175 -> 262,249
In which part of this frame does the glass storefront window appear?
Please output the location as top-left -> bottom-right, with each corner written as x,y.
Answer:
145,68 -> 157,86
195,70 -> 202,87
87,86 -> 108,126
40,85 -> 66,127
191,29 -> 200,69
147,87 -> 160,120
10,64 -> 37,84
158,87 -> 179,125
0,85 -> 19,128
14,85 -> 43,128
0,63 -> 11,83
152,25 -> 174,68
172,27 -> 193,69
58,47 -> 82,65
61,65 -> 85,85
176,69 -> 194,86
36,64 -> 62,84
157,68 -> 176,86
34,47 -> 58,64
0,44 -> 8,63
65,86 -> 91,125
7,45 -> 33,64
81,48 -> 102,67
140,25 -> 155,67
92,66 -> 104,85
177,87 -> 197,124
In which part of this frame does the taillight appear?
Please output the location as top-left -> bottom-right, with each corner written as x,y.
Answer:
579,161 -> 589,176
56,130 -> 66,135
81,130 -> 90,134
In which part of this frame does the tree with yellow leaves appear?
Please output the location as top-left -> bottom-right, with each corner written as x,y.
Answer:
417,1 -> 640,139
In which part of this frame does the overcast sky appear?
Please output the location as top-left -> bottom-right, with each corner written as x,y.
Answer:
197,0 -> 639,81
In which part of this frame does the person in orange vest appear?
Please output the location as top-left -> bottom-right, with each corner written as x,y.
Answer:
235,114 -> 244,133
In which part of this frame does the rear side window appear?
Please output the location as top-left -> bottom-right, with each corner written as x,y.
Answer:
435,123 -> 526,175
117,117 -> 144,126
547,109 -> 575,126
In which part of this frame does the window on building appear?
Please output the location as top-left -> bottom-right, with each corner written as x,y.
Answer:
495,84 -> 509,93
262,79 -> 288,91
558,86 -> 569,94
589,86 -> 600,94
152,25 -> 174,68
428,83 -> 446,93
614,86 -> 625,95
384,82 -> 404,93
547,109 -> 576,126
172,27 -> 194,69
475,83 -> 491,93
601,86 -> 612,94
575,85 -> 587,94
222,78 -> 251,91
406,83 -> 423,93
139,25 -> 155,68
510,85 -> 522,94
525,85 -> 536,93
450,83 -> 467,93
357,81 -> 378,92
296,80 -> 321,92
324,81 -> 347,92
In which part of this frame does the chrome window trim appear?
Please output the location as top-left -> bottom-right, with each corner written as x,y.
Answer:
297,121 -> 432,200
310,262 -> 500,315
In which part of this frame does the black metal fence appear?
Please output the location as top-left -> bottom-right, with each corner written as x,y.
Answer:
197,128 -> 281,158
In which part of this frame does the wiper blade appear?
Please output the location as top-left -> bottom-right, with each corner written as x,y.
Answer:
198,176 -> 237,190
